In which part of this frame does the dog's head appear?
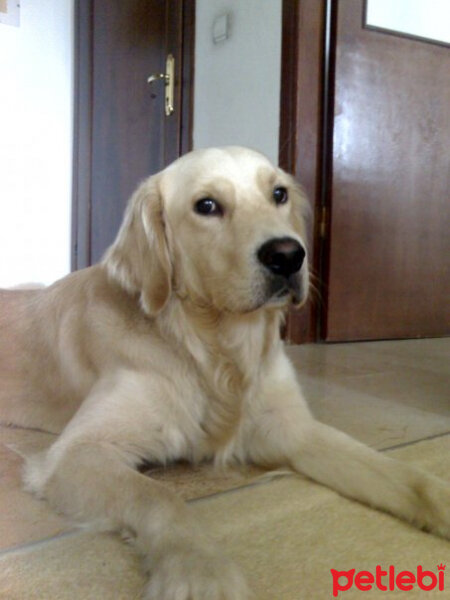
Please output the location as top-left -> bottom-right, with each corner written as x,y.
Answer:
104,147 -> 309,316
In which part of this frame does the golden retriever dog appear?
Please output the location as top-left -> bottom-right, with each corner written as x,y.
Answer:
1,146 -> 449,599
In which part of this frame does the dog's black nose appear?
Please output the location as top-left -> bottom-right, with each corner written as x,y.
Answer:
257,237 -> 305,278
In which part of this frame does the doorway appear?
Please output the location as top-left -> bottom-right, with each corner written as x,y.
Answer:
285,0 -> 450,342
72,0 -> 194,269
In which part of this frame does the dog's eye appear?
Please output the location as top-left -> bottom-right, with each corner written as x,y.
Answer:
273,186 -> 288,205
194,198 -> 223,217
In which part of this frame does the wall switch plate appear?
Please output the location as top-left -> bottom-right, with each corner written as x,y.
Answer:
212,13 -> 230,44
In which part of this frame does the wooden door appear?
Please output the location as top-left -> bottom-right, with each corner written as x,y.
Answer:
324,0 -> 450,341
72,0 -> 194,268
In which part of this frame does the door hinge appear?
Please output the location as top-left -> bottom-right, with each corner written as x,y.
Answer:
319,205 -> 328,239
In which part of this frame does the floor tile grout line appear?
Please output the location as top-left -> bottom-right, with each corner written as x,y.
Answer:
381,429 -> 450,453
0,529 -> 80,558
187,472 -> 293,505
0,478 -> 279,556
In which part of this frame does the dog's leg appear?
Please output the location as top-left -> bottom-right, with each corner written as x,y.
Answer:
291,421 -> 450,537
237,350 -> 450,538
23,374 -> 249,600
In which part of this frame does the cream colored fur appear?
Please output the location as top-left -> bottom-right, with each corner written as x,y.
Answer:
1,147 -> 449,600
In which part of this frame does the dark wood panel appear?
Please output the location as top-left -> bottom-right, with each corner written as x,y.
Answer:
279,0 -> 300,176
324,0 -> 450,340
90,0 -> 167,264
179,0 -> 195,156
72,0 -> 94,271
280,0 -> 326,343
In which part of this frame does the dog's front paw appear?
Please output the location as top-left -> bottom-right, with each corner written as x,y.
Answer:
144,545 -> 249,600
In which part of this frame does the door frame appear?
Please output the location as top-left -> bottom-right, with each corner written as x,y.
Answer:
71,0 -> 196,271
279,0 -> 330,343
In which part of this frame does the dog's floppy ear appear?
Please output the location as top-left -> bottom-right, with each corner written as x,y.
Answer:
103,176 -> 172,316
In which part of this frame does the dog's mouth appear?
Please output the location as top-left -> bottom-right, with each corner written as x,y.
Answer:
266,273 -> 304,307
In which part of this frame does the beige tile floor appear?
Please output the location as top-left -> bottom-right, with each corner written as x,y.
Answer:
288,338 -> 450,450
0,338 -> 449,596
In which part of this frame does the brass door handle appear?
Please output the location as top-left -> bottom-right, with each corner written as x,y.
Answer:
147,73 -> 168,84
147,54 -> 174,116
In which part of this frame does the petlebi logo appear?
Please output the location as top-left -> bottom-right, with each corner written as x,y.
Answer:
330,564 -> 446,597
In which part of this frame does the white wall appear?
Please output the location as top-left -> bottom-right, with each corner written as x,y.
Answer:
0,0 -> 73,287
194,0 -> 282,165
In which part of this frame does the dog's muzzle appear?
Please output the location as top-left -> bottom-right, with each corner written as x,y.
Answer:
257,237 -> 306,305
